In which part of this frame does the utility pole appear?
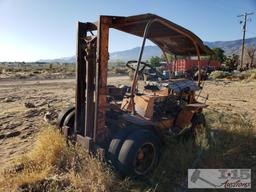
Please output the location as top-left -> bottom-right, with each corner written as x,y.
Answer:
237,12 -> 254,70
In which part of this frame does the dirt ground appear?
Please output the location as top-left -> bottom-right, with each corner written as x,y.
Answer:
0,77 -> 255,167
199,80 -> 256,123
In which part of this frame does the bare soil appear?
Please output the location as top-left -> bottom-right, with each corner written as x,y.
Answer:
199,80 -> 256,122
0,77 -> 255,167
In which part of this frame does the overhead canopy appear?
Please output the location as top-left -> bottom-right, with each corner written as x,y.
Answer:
108,14 -> 213,56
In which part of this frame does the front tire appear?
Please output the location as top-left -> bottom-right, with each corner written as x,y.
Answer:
108,126 -> 138,168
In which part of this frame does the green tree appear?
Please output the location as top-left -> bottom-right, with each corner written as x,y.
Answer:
223,54 -> 239,71
212,48 -> 226,63
161,53 -> 174,62
150,56 -> 162,67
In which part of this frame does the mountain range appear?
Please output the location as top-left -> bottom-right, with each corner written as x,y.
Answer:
38,37 -> 256,63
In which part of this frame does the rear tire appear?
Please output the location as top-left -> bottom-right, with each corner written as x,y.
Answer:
118,129 -> 161,177
63,110 -> 75,135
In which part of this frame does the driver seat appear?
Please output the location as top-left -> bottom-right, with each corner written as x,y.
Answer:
144,84 -> 159,91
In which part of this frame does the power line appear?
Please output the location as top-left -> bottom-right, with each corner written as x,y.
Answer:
237,12 -> 254,69
246,30 -> 256,36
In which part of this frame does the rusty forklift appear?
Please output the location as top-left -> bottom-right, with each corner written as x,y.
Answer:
57,14 -> 212,177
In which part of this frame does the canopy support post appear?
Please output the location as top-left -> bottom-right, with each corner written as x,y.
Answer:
130,19 -> 156,114
193,42 -> 201,86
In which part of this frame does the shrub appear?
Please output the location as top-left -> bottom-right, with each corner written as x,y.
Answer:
227,69 -> 256,81
209,70 -> 231,79
112,67 -> 128,75
243,69 -> 256,80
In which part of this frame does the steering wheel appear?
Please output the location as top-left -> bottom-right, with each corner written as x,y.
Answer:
126,60 -> 166,79
126,60 -> 150,73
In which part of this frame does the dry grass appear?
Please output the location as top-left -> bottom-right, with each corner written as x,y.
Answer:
242,69 -> 256,81
0,110 -> 255,192
144,110 -> 256,192
0,127 -> 66,191
0,127 -> 119,192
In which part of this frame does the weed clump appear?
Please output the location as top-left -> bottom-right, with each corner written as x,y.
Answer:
0,127 -> 117,192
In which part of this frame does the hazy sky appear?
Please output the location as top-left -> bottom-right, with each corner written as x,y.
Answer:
0,0 -> 256,61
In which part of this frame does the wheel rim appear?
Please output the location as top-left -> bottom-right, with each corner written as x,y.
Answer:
133,142 -> 156,175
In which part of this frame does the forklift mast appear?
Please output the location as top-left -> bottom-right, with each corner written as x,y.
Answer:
74,17 -> 110,150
